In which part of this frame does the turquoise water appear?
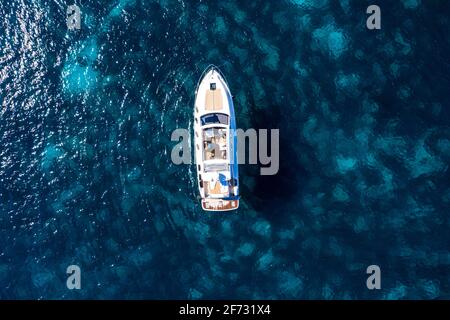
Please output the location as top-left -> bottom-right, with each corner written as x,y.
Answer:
0,0 -> 449,299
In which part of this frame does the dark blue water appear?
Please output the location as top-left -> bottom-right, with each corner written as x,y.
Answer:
0,0 -> 449,299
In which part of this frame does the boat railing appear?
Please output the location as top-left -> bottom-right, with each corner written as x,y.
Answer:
195,64 -> 229,95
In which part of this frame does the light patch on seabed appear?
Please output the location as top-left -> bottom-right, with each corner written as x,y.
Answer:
257,249 -> 275,271
402,0 -> 421,9
407,140 -> 445,178
214,16 -> 228,37
109,0 -> 137,17
333,184 -> 349,202
251,27 -> 280,71
61,38 -> 100,95
237,242 -> 255,257
312,23 -> 349,59
336,155 -> 357,173
335,72 -> 360,96
41,144 -> 64,171
290,0 -> 329,10
252,220 -> 272,238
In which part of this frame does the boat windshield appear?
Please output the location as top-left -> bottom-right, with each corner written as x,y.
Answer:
201,113 -> 229,126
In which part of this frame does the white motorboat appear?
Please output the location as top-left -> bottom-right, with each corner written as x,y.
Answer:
193,66 -> 239,211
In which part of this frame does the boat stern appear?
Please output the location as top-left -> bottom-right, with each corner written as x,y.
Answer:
202,198 -> 239,211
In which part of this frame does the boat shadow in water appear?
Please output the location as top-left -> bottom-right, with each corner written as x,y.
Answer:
240,104 -> 309,214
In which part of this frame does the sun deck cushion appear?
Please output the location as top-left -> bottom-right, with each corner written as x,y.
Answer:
205,89 -> 223,111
